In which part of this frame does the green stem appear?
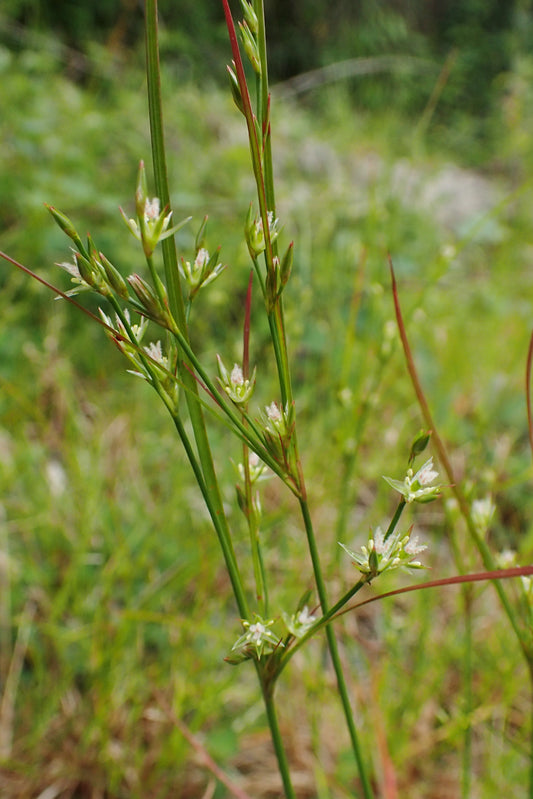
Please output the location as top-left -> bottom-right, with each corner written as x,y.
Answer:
258,669 -> 296,799
299,500 -> 374,798
243,440 -> 267,613
530,673 -> 533,799
144,0 -> 249,620
254,0 -> 275,212
461,585 -> 473,799
384,499 -> 406,541
278,576 -> 369,676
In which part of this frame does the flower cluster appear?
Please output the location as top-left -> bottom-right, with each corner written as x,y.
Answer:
99,307 -> 148,350
216,356 -> 256,405
180,247 -> 226,301
227,615 -> 283,663
120,161 -> 190,257
245,206 -> 280,258
237,451 -> 269,485
383,457 -> 441,504
282,606 -> 317,639
57,247 -> 128,300
339,526 -> 427,580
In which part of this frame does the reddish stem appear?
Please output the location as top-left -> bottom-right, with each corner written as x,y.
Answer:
343,564 -> 533,617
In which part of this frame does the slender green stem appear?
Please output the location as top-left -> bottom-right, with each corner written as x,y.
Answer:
223,1 -> 375,789
254,0 -> 276,215
145,5 -> 299,798
144,0 -> 249,620
258,668 -> 296,799
384,499 -> 406,541
461,585 -> 473,799
530,675 -> 533,799
243,440 -> 267,612
278,575 -> 369,676
299,500 -> 374,798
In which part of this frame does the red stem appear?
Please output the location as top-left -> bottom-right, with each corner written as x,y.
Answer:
342,564 -> 533,617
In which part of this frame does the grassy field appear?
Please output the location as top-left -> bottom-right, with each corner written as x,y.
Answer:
1,29 -> 533,798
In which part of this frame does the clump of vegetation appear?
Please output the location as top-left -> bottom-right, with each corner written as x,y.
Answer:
2,1 -> 533,797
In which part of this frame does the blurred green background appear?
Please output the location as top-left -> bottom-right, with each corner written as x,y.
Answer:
1,1 -> 533,796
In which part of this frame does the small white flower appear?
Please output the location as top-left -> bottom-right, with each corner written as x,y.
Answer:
297,606 -> 316,626
194,247 -> 210,270
340,525 -> 428,578
144,197 -> 160,221
471,496 -> 495,534
404,534 -> 427,557
247,622 -> 266,642
231,364 -> 244,386
216,356 -> 256,405
237,451 -> 269,484
497,549 -> 516,568
282,605 -> 317,638
383,457 -> 441,504
144,340 -> 167,367
231,615 -> 283,660
414,458 -> 439,486
266,401 -> 282,422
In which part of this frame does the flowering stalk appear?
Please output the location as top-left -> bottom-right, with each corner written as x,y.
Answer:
222,1 -> 374,793
390,257 -> 533,796
144,0 -> 249,623
390,258 -> 532,656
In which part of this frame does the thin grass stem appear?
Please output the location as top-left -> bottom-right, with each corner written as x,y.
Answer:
144,0 -> 248,620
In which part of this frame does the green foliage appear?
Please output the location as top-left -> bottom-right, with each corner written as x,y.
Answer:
2,9 -> 533,796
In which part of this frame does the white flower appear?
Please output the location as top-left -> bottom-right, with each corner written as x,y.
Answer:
237,451 -> 269,484
383,457 -> 441,504
471,496 -> 495,534
296,606 -> 316,626
179,247 -> 225,298
414,458 -> 439,486
144,197 -> 160,221
245,208 -> 281,257
497,549 -> 516,568
230,615 -> 283,660
340,525 -> 428,579
231,364 -> 244,386
266,401 -> 282,422
216,356 -> 256,405
194,247 -> 209,270
144,340 -> 168,368
282,605 -> 317,638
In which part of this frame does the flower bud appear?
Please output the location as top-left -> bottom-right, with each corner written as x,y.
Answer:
408,430 -> 432,467
127,273 -> 169,327
227,64 -> 245,115
239,20 -> 261,75
239,0 -> 258,34
98,252 -> 129,299
280,242 -> 293,287
46,204 -> 86,255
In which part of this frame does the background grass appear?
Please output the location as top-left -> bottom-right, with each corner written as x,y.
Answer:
1,9 -> 533,797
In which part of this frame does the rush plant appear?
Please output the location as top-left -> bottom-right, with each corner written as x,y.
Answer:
2,1 -> 533,796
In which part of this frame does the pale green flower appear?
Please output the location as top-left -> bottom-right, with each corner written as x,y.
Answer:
340,525 -> 428,579
383,457 -> 441,504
